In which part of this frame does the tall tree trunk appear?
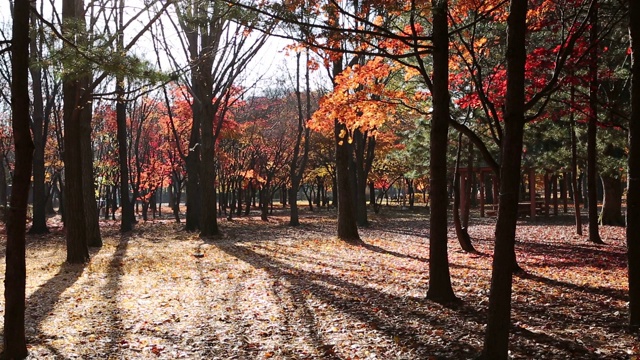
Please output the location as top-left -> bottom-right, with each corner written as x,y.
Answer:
184,109 -> 201,231
116,81 -> 135,231
587,0 -> 603,244
199,103 -> 219,236
482,0 -> 527,358
3,0 -> 33,356
329,50 -> 359,241
570,86 -> 583,235
463,140 -> 474,228
0,160 -> 7,217
28,6 -> 49,234
600,174 -> 624,226
115,0 -> 134,232
626,0 -> 640,329
63,0 -> 90,263
289,50 -> 311,226
453,133 -> 476,252
353,129 -> 374,226
335,120 -> 360,242
80,79 -> 102,248
426,0 -> 457,304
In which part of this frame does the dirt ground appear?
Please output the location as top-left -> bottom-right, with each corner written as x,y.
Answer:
0,207 -> 638,359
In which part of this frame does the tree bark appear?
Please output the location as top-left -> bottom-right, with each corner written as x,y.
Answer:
289,50 -> 311,226
0,160 -> 7,217
426,0 -> 457,304
199,102 -> 219,236
80,79 -> 102,248
353,129 -> 375,226
463,140 -> 474,228
626,0 -> 640,329
587,0 -> 603,244
115,0 -> 134,233
28,6 -> 50,234
3,0 -> 33,356
335,120 -> 360,243
482,0 -> 527,358
63,0 -> 90,263
600,174 -> 624,226
453,133 -> 476,253
570,86 -> 583,235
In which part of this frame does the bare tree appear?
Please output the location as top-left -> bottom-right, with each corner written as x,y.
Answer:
162,0 -> 271,235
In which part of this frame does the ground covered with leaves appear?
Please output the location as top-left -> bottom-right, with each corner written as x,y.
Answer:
1,207 -> 638,359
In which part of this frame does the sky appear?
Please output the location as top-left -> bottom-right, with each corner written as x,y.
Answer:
0,0 -> 320,95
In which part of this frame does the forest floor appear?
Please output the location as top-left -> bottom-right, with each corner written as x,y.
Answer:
0,206 -> 639,359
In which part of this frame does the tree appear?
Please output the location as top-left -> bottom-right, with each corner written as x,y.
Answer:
169,0 -> 270,236
482,0 -> 527,358
627,0 -> 640,330
29,2 -> 59,234
587,0 -> 603,244
426,0 -> 457,303
453,132 -> 476,252
115,0 -> 135,232
571,98 -> 583,235
160,85 -> 192,223
58,0 -> 171,261
62,0 -> 93,262
3,0 -> 33,356
289,49 -> 313,226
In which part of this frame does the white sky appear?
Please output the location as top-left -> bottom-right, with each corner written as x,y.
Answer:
0,0 -> 324,95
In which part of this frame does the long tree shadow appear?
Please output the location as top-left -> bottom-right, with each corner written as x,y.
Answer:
361,242 -> 431,263
214,239 -> 621,359
214,242 -> 483,359
103,233 -> 131,354
361,241 -> 489,271
25,254 -> 93,343
515,270 -> 627,303
517,241 -> 627,270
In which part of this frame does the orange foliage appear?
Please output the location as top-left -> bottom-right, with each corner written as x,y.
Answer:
309,57 -> 407,141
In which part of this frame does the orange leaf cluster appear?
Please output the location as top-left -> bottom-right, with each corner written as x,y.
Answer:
309,57 -> 406,139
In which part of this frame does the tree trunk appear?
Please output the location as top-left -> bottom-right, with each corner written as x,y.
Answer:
184,117 -> 201,231
482,0 -> 527,358
627,0 -> 640,329
335,121 -> 360,243
104,186 -> 111,220
199,103 -> 219,236
28,9 -> 49,234
116,81 -> 135,232
407,178 -> 415,209
58,173 -> 66,223
426,0 -> 457,304
289,185 -> 300,225
260,188 -> 269,221
463,141 -> 474,228
115,0 -> 134,232
236,184 -> 242,216
453,133 -> 476,253
353,129 -> 370,226
289,50 -> 311,226
63,0 -> 90,263
587,0 -> 603,244
3,0 -> 33,356
369,181 -> 376,206
0,160 -> 7,221
571,86 -> 583,235
80,79 -> 102,248
600,174 -> 624,226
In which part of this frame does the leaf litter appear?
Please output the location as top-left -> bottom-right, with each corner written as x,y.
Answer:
0,208 -> 638,359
